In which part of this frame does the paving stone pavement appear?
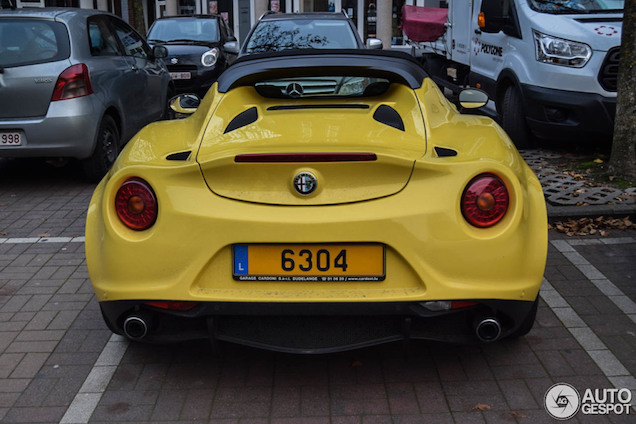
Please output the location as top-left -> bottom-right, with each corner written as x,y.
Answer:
0,158 -> 635,424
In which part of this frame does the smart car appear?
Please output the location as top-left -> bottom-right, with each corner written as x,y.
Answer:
86,50 -> 547,353
147,15 -> 237,97
0,8 -> 173,181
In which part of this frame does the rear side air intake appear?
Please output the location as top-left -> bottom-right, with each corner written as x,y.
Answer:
225,107 -> 258,133
373,105 -> 405,131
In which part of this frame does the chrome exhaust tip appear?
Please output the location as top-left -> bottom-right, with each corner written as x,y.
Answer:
475,317 -> 502,342
123,314 -> 151,340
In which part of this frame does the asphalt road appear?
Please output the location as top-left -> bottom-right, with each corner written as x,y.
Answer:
0,157 -> 635,423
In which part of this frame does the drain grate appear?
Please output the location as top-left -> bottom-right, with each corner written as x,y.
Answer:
520,150 -> 635,206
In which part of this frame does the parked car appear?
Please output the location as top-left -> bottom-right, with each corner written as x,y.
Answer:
0,7 -> 173,182
237,11 -> 382,56
86,50 -> 548,353
147,15 -> 237,97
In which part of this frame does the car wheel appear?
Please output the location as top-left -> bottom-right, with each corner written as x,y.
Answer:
509,297 -> 539,338
82,115 -> 119,183
502,85 -> 532,149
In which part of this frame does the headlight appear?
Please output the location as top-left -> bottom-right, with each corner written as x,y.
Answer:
201,48 -> 219,67
338,77 -> 367,95
533,30 -> 591,68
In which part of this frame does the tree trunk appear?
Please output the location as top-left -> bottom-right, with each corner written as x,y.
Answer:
608,0 -> 636,181
130,0 -> 147,36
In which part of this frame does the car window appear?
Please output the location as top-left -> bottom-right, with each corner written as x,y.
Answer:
0,19 -> 70,67
110,18 -> 149,59
88,18 -> 121,56
255,76 -> 390,98
147,18 -> 220,43
245,19 -> 359,53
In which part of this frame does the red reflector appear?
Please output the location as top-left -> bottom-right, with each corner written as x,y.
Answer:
450,301 -> 479,309
115,178 -> 158,230
144,301 -> 198,311
51,64 -> 93,101
461,174 -> 509,228
235,152 -> 377,163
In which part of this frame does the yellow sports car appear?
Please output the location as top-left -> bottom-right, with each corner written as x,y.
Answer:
86,50 -> 547,353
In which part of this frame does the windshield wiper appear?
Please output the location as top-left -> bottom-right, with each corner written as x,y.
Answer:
147,38 -> 166,43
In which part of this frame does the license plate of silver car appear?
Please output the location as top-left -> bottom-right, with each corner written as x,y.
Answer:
0,131 -> 24,146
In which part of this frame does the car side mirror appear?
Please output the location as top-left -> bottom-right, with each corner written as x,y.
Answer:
223,40 -> 239,55
366,38 -> 383,49
169,94 -> 201,117
458,88 -> 489,110
152,45 -> 168,59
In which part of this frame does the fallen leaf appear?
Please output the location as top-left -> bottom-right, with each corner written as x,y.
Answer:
38,233 -> 51,238
510,411 -> 529,418
550,216 -> 636,236
471,403 -> 491,411
593,158 -> 603,164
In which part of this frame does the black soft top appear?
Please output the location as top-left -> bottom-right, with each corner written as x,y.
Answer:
217,49 -> 428,93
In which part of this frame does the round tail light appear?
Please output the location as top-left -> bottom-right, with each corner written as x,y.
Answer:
115,178 -> 158,230
461,174 -> 509,228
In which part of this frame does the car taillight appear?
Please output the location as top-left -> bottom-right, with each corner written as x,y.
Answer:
115,178 -> 158,230
461,174 -> 509,228
51,64 -> 93,101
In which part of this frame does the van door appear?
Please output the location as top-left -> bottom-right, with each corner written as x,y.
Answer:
470,0 -> 522,93
448,0 -> 474,66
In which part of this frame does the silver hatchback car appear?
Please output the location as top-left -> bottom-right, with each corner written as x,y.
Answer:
0,8 -> 174,181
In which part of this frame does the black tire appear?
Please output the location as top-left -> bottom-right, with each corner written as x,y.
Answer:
509,297 -> 539,338
502,85 -> 532,149
82,115 -> 119,183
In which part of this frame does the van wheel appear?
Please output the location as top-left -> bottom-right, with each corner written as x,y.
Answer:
82,115 -> 119,183
502,85 -> 532,149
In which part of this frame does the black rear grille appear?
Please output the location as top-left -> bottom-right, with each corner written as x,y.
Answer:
598,47 -> 620,92
167,64 -> 197,72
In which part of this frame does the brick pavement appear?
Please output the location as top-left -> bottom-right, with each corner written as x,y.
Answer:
0,158 -> 635,423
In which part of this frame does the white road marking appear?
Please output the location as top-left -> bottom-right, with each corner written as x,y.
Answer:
60,334 -> 129,424
542,236 -> 636,398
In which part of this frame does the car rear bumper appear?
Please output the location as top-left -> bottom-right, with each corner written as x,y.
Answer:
0,96 -> 101,159
100,298 -> 537,352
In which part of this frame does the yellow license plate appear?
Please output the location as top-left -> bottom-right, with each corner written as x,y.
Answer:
233,244 -> 385,281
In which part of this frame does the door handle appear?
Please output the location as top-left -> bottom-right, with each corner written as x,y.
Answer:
474,29 -> 482,35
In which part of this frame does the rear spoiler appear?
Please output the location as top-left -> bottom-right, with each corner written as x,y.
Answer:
217,49 -> 428,93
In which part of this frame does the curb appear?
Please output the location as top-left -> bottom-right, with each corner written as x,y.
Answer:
546,203 -> 636,222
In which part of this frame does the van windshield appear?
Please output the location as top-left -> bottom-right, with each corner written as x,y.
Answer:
529,0 -> 624,14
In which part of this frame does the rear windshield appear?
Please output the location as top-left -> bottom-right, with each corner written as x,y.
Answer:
147,18 -> 220,44
255,76 -> 390,98
245,19 -> 359,53
0,19 -> 70,67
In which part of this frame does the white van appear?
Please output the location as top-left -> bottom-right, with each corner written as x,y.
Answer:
401,0 -> 623,147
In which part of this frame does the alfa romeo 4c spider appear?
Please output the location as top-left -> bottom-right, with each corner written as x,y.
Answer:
86,50 -> 547,353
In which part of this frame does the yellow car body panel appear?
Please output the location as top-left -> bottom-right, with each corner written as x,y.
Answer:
86,51 -> 547,348
87,80 -> 546,303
